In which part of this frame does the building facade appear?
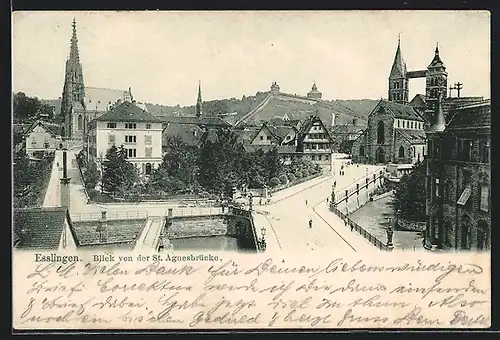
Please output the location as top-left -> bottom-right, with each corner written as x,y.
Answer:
351,100 -> 426,164
296,114 -> 335,173
424,99 -> 491,251
24,121 -> 63,158
88,101 -> 163,175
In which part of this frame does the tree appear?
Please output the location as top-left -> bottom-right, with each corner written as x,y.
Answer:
83,162 -> 101,190
162,136 -> 199,189
262,148 -> 283,182
13,92 -> 41,121
394,161 -> 427,221
101,145 -> 138,197
13,151 -> 35,196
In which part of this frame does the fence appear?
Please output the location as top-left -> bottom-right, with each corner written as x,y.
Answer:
333,168 -> 385,204
71,207 -> 226,222
330,204 -> 389,251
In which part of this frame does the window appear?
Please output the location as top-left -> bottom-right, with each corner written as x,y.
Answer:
145,135 -> 152,145
125,123 -> 137,129
435,178 -> 440,198
479,140 -> 490,163
476,220 -> 489,251
312,155 -> 316,161
286,136 -> 291,140
260,136 -> 263,140
267,136 -> 271,140
145,163 -> 152,175
360,146 -> 365,157
444,221 -> 452,247
397,120 -> 400,128
44,142 -> 49,149
127,148 -> 136,158
108,134 -> 115,144
377,121 -> 385,144
145,147 -> 152,157
77,115 -> 83,131
125,135 -> 137,143
480,185 -> 489,212
146,124 -> 151,129
107,122 -> 116,128
459,139 -> 473,161
398,146 -> 405,158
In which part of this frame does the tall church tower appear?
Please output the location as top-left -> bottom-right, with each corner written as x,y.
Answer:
425,43 -> 448,114
60,18 -> 85,139
195,81 -> 203,118
388,36 -> 409,104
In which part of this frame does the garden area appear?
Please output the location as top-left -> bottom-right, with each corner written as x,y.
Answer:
77,129 -> 322,203
13,151 -> 55,208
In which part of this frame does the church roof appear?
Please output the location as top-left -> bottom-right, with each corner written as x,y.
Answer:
95,101 -> 161,123
396,128 -> 427,144
409,94 -> 426,109
446,100 -> 491,130
389,41 -> 407,79
428,45 -> 445,68
84,86 -> 131,112
13,207 -> 79,249
375,100 -> 425,121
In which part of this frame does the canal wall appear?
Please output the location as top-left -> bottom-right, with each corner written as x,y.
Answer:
333,168 -> 386,216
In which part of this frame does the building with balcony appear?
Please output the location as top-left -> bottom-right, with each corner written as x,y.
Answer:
87,101 -> 163,175
424,98 -> 491,251
296,114 -> 335,173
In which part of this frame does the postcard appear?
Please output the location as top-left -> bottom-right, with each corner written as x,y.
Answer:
12,10 -> 491,331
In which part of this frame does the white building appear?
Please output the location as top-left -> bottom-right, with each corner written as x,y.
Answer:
24,121 -> 63,158
87,101 -> 163,175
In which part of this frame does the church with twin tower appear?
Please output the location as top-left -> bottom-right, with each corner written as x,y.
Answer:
351,37 -> 456,165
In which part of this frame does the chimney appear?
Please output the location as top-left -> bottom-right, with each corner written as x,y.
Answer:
60,148 -> 71,212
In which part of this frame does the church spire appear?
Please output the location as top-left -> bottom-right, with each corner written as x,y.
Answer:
195,81 -> 203,118
69,18 -> 80,63
389,36 -> 407,79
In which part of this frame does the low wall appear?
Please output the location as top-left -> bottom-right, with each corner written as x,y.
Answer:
333,169 -> 386,216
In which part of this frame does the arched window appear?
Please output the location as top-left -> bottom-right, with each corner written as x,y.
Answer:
398,145 -> 404,157
377,121 -> 385,144
476,220 -> 489,251
77,115 -> 83,131
145,163 -> 152,175
460,215 -> 471,250
359,145 -> 365,157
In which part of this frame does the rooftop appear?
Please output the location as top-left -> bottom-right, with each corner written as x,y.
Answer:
95,101 -> 162,123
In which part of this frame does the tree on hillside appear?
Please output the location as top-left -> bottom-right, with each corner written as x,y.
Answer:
101,145 -> 138,197
394,161 -> 426,221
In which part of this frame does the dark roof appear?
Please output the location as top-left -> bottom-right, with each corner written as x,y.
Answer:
297,115 -> 334,143
25,121 -> 63,137
396,129 -> 427,144
157,115 -> 231,127
409,94 -> 426,109
446,100 -> 491,130
13,207 -> 78,249
389,42 -> 407,78
96,101 -> 162,123
375,100 -> 424,121
162,123 -> 206,147
234,127 -> 260,144
268,125 -> 296,139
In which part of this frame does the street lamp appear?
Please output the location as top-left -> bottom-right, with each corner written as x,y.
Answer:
258,226 -> 267,251
386,220 -> 394,251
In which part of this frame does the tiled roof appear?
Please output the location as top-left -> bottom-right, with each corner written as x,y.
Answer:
25,121 -> 63,137
13,207 -> 78,249
396,129 -> 427,144
376,100 -> 424,121
268,125 -> 295,139
390,43 -> 407,78
234,127 -> 260,144
297,115 -> 334,143
95,101 -> 162,123
446,100 -> 491,130
409,94 -> 426,108
84,86 -> 130,112
157,115 -> 231,127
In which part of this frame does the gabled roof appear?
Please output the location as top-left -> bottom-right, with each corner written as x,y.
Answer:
13,207 -> 79,249
24,121 -> 63,137
396,128 -> 427,144
446,100 -> 491,131
234,127 -> 260,144
268,125 -> 296,140
428,45 -> 445,68
95,101 -> 162,123
372,100 -> 424,122
409,94 -> 426,109
297,115 -> 334,143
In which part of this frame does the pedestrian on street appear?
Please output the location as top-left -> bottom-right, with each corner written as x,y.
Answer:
309,219 -> 313,228
326,197 -> 329,203
334,181 -> 337,187
259,198 -> 262,205
305,200 -> 308,206
351,224 -> 354,232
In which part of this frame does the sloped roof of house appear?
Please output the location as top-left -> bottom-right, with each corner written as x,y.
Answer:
373,100 -> 425,121
296,115 -> 334,143
163,123 -> 206,147
13,207 -> 79,249
84,86 -> 131,112
396,129 -> 427,144
157,115 -> 231,127
234,127 -> 260,144
95,101 -> 162,123
25,121 -> 63,137
446,100 -> 491,130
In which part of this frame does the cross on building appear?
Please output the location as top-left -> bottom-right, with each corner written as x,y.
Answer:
449,81 -> 463,98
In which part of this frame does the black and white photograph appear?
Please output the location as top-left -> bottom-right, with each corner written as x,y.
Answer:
11,10 -> 491,330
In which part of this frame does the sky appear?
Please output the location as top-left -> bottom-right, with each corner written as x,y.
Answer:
13,11 -> 490,106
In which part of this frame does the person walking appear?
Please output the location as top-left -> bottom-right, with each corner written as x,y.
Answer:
309,219 -> 313,229
305,200 -> 308,206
